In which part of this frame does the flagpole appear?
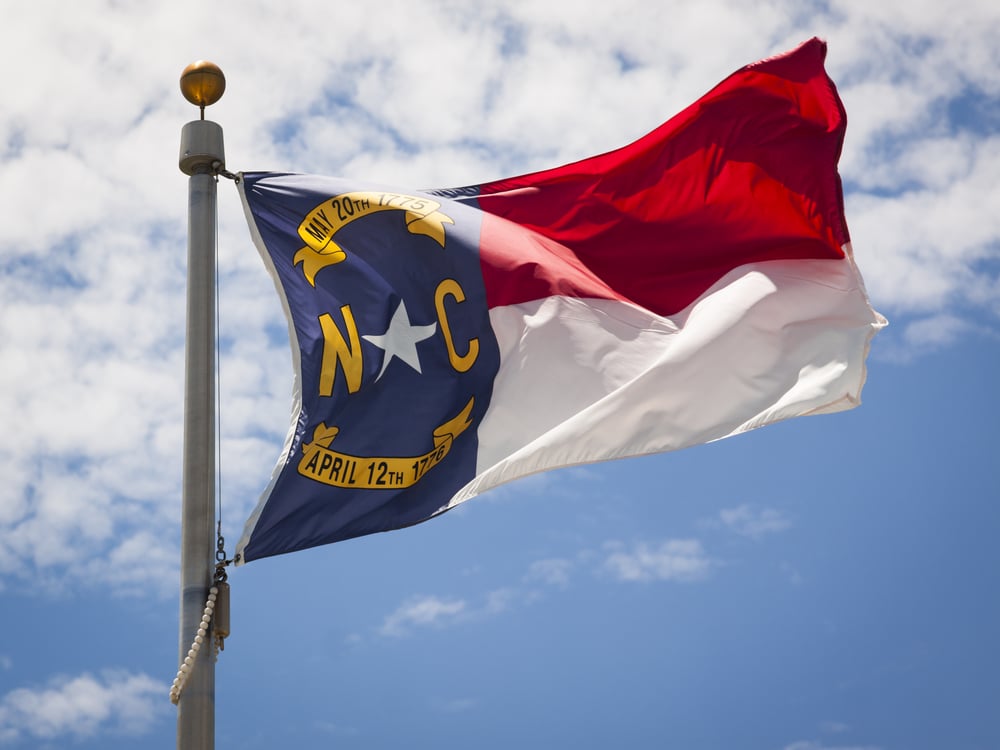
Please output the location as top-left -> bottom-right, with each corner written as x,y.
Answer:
177,61 -> 226,750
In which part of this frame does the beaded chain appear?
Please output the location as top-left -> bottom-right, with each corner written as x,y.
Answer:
169,585 -> 221,705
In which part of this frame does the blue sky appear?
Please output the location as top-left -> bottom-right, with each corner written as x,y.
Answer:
1,1 -> 998,748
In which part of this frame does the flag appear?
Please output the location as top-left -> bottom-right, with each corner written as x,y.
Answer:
234,37 -> 885,564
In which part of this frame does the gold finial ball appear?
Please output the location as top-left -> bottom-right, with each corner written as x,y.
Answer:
180,61 -> 226,108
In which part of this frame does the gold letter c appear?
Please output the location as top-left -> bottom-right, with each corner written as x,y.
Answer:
434,279 -> 479,373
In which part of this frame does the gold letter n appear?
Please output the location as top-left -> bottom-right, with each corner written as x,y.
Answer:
318,305 -> 363,396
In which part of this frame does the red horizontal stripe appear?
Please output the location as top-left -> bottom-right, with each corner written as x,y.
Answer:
476,38 -> 848,316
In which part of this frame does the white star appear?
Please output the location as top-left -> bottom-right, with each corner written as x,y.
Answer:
363,300 -> 438,380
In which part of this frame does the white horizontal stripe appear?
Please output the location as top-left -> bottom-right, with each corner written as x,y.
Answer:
445,249 -> 885,510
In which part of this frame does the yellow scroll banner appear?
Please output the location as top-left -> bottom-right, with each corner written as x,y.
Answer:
298,398 -> 475,489
293,191 -> 454,285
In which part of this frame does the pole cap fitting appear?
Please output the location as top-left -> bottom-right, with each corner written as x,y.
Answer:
180,61 -> 226,110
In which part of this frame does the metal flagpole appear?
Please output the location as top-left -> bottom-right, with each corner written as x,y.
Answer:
177,61 -> 226,750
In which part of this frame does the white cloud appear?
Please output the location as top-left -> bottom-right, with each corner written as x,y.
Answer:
379,585 -> 543,637
719,505 -> 792,540
483,587 -> 522,615
901,314 -> 976,355
602,539 -> 714,582
0,670 -> 166,744
379,595 -> 467,637
876,312 -> 998,364
846,136 -> 1000,317
379,538 -> 719,637
525,558 -> 573,588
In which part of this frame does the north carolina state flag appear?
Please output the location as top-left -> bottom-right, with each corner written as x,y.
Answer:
235,37 -> 885,564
